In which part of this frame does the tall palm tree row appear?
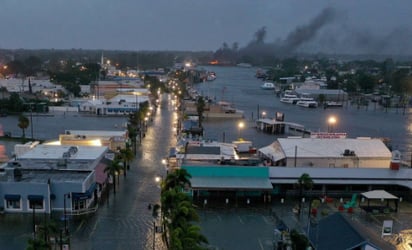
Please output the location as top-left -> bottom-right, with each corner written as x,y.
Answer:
160,169 -> 208,250
127,101 -> 151,153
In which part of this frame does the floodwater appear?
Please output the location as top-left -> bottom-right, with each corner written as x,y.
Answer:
195,65 -> 412,160
0,66 -> 411,249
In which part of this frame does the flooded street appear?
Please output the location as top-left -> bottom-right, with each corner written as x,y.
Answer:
0,94 -> 175,250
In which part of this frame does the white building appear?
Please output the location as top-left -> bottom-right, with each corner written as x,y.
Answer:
258,137 -> 392,168
79,92 -> 150,115
59,129 -> 128,151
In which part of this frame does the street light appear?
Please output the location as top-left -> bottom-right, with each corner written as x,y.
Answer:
63,193 -> 71,234
327,116 -> 337,133
238,121 -> 245,139
155,175 -> 163,190
262,111 -> 266,119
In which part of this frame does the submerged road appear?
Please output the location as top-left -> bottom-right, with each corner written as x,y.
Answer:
71,93 -> 175,250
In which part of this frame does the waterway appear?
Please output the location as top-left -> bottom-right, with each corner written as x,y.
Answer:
195,65 -> 412,162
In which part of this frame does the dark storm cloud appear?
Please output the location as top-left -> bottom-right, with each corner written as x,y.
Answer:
0,0 -> 411,55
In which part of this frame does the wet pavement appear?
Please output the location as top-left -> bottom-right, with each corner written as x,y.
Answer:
1,92 -> 412,249
70,94 -> 174,250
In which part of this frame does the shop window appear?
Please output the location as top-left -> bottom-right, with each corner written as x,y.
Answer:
73,200 -> 86,210
6,200 -> 21,209
29,200 -> 44,210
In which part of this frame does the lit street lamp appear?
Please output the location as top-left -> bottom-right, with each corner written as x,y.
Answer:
327,116 -> 337,133
238,121 -> 245,139
261,111 -> 266,119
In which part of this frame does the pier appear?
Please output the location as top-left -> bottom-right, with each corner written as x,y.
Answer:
255,118 -> 311,137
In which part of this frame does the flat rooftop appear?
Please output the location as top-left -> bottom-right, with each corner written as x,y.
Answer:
0,169 -> 91,184
17,145 -> 108,160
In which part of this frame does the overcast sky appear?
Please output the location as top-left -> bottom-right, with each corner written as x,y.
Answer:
1,0 -> 412,54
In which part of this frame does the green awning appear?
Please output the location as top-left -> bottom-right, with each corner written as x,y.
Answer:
190,177 -> 273,190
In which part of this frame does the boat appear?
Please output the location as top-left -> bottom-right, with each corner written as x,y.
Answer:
324,101 -> 344,108
296,99 -> 318,108
280,90 -> 300,104
295,94 -> 318,108
260,82 -> 275,90
206,71 -> 216,81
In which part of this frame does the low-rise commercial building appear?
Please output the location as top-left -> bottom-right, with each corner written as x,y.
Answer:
0,144 -> 111,215
258,137 -> 392,168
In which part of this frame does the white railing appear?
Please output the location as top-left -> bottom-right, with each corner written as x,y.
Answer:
68,204 -> 99,216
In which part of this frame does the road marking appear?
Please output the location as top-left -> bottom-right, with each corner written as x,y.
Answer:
258,238 -> 264,250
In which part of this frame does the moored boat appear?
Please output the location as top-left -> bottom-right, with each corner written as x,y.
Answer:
296,100 -> 318,108
280,90 -> 300,104
324,101 -> 344,108
206,71 -> 217,81
260,82 -> 275,90
295,94 -> 318,108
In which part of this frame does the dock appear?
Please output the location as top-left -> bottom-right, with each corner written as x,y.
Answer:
255,118 -> 311,136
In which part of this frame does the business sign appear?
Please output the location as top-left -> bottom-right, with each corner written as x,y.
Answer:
310,132 -> 347,139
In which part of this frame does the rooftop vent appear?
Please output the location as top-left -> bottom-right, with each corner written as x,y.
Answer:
68,146 -> 79,155
343,149 -> 356,156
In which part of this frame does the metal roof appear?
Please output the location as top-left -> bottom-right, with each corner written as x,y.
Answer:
269,167 -> 412,189
361,190 -> 398,200
275,138 -> 392,158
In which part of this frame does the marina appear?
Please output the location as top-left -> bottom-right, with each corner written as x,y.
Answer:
191,66 -> 411,160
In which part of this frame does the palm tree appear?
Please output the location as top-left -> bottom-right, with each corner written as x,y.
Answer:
163,168 -> 191,192
170,224 -> 208,250
161,190 -> 207,249
118,146 -> 134,177
18,114 -> 29,139
296,173 -> 314,217
104,159 -> 123,194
